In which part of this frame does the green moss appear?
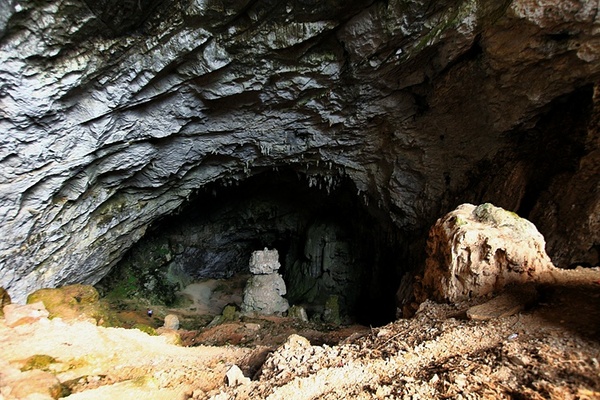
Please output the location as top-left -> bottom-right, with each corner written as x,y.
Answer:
406,0 -> 479,56
170,294 -> 193,308
27,285 -> 119,327
97,234 -> 180,306
473,203 -> 495,222
132,324 -> 157,336
222,304 -> 237,321
21,354 -> 57,371
288,305 -> 309,322
506,210 -> 521,219
323,295 -> 341,326
104,272 -> 139,300
296,88 -> 330,107
28,284 -> 100,311
452,216 -> 468,227
209,304 -> 239,326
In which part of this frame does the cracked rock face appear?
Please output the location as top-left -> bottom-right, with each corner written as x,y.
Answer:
1,0 -> 600,303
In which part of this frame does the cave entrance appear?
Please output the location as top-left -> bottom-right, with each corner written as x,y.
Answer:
99,169 -> 406,326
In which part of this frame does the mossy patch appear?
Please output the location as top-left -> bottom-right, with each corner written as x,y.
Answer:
451,216 -> 468,227
132,323 -> 157,336
209,304 -> 240,327
323,295 -> 341,326
27,285 -> 120,327
0,287 -> 11,317
96,237 -> 179,306
93,195 -> 128,227
21,354 -> 57,371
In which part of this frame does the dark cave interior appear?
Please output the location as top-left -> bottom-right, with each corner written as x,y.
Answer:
99,168 -> 408,326
97,85 -> 598,327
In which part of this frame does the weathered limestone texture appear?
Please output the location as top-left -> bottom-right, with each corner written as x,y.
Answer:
249,248 -> 281,275
0,0 -> 599,302
3,302 -> 49,328
241,274 -> 290,315
416,203 -> 556,302
241,248 -> 289,315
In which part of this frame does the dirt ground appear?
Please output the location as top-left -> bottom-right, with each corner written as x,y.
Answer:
1,268 -> 599,399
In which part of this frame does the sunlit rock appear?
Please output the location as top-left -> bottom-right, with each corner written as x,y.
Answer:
3,302 -> 49,328
416,203 -> 557,302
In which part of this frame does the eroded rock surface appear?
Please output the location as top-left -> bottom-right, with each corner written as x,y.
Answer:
417,203 -> 556,302
1,0 -> 599,302
241,248 -> 289,315
248,248 -> 281,275
3,301 -> 49,328
241,274 -> 289,315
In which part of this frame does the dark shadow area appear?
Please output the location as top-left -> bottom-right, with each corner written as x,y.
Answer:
533,282 -> 600,342
513,85 -> 592,217
99,168 -> 407,326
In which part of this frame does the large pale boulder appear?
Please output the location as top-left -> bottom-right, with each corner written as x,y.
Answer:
163,314 -> 180,330
416,203 -> 557,302
25,284 -> 115,326
1,369 -> 64,399
3,302 -> 49,327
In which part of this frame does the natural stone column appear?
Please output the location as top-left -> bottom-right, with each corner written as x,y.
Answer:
241,248 -> 289,315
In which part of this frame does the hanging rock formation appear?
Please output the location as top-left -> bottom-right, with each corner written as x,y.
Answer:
1,0 -> 600,302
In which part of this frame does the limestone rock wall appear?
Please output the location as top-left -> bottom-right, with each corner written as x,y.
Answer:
1,0 -> 600,302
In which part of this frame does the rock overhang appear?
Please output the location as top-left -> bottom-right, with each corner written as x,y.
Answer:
1,0 -> 599,303
98,167 -> 407,324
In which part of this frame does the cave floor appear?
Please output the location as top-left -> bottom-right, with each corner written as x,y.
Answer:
1,269 -> 599,399
106,273 -> 372,349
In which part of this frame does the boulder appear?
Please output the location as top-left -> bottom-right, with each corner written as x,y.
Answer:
466,285 -> 538,321
416,203 -> 557,303
2,369 -> 64,399
163,314 -> 180,330
248,248 -> 281,275
241,274 -> 289,315
208,304 -> 239,327
155,328 -> 183,345
3,302 -> 49,327
226,365 -> 250,387
287,305 -> 309,323
26,284 -> 114,326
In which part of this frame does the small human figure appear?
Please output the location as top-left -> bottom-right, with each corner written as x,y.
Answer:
147,308 -> 153,318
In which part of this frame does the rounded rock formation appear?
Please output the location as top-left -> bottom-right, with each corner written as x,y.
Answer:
416,203 -> 557,303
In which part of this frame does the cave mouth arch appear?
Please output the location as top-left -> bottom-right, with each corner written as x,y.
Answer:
99,168 -> 408,326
